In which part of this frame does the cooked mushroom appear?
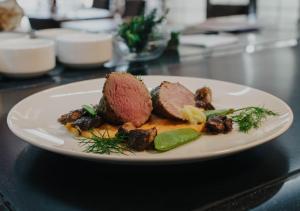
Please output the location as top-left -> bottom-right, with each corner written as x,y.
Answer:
195,100 -> 215,110
205,115 -> 233,134
224,117 -> 233,132
72,115 -> 103,131
117,123 -> 157,151
195,87 -> 215,110
58,109 -> 85,125
117,122 -> 136,136
127,128 -> 157,151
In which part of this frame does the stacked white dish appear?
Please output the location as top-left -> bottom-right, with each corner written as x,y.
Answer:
34,28 -> 78,40
35,28 -> 113,67
0,38 -> 55,77
34,28 -> 79,54
0,30 -> 113,77
0,32 -> 29,42
56,33 -> 113,67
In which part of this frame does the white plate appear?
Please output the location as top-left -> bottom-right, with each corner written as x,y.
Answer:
7,76 -> 293,164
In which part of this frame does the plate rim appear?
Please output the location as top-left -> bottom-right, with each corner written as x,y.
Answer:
7,75 -> 294,164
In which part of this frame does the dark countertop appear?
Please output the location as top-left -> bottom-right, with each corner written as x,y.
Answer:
0,45 -> 300,211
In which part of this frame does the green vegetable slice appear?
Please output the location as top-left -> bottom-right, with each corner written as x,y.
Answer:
154,128 -> 200,152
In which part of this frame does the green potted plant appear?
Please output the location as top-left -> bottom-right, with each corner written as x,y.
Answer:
116,9 -> 170,62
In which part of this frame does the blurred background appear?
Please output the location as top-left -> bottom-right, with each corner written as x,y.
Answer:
15,0 -> 300,27
1,0 -> 300,81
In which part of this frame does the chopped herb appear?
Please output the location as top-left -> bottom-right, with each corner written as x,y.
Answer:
79,130 -> 131,155
82,104 -> 97,117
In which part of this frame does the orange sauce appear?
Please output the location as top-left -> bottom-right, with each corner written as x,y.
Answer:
66,114 -> 205,139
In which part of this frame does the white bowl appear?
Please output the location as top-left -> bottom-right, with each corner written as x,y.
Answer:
0,39 -> 55,77
0,32 -> 29,42
34,28 -> 79,40
35,28 -> 79,55
56,33 -> 113,67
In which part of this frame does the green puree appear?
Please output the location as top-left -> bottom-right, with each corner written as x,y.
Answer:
154,128 -> 200,151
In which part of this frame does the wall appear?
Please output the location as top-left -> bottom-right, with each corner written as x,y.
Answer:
166,0 -> 206,26
16,0 -> 300,26
258,0 -> 299,24
165,0 -> 299,26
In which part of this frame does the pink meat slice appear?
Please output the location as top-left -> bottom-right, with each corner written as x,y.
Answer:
152,81 -> 195,120
102,73 -> 152,127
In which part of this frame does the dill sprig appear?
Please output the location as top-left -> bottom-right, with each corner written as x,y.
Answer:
79,130 -> 132,155
230,107 -> 278,133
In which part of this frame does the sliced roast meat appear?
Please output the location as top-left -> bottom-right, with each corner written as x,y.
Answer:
98,72 -> 153,127
151,81 -> 195,120
195,87 -> 215,110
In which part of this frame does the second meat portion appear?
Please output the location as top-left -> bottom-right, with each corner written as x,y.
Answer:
151,81 -> 196,120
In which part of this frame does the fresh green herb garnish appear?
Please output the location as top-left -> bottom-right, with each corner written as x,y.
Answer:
79,131 -> 131,155
231,107 -> 278,133
82,104 -> 97,117
205,107 -> 278,133
118,9 -> 168,53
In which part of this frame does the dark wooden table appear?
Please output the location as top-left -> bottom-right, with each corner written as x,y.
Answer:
0,44 -> 300,210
